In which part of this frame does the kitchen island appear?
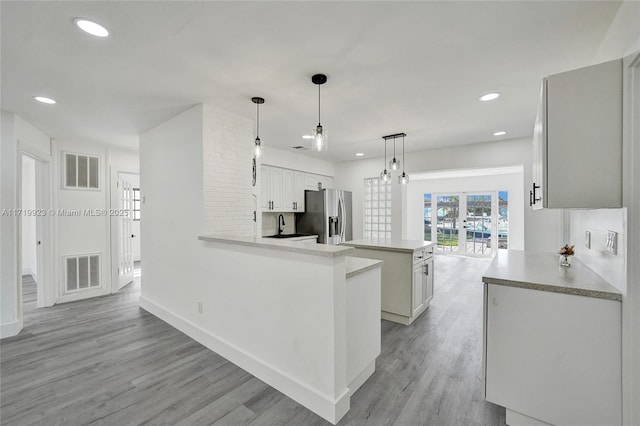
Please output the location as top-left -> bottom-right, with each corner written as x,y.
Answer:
482,250 -> 622,426
342,238 -> 434,325
140,234 -> 380,425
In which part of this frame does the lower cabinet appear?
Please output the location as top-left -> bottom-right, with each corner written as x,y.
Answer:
348,246 -> 434,325
412,256 -> 433,317
484,284 -> 621,426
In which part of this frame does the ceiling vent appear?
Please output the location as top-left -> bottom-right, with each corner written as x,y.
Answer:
292,146 -> 308,150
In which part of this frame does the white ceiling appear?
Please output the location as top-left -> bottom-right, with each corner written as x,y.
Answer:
1,1 -> 623,162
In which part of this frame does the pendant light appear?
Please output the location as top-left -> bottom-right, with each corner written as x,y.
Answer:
380,136 -> 390,182
399,133 -> 409,185
389,137 -> 400,170
311,74 -> 328,152
252,97 -> 265,158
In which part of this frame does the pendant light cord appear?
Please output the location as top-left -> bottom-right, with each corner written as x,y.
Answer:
256,103 -> 260,137
384,137 -> 387,163
402,134 -> 404,165
393,136 -> 396,158
318,84 -> 321,126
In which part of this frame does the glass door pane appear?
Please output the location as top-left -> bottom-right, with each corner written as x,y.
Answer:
464,194 -> 492,255
424,194 -> 432,241
436,195 -> 460,252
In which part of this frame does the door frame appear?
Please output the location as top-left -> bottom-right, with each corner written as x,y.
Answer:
18,142 -> 55,313
109,168 -> 138,293
622,50 -> 640,426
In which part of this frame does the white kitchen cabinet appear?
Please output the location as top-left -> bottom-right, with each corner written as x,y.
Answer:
282,170 -> 305,212
412,251 -> 433,317
261,165 -> 283,211
304,173 -> 333,190
342,240 -> 434,325
282,169 -> 295,211
531,58 -> 622,209
293,171 -> 305,212
484,284 -> 621,426
482,251 -> 623,426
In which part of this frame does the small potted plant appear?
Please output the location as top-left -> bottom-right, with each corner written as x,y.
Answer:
559,244 -> 575,267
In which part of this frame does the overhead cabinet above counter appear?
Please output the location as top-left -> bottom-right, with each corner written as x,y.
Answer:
261,164 -> 333,213
531,58 -> 622,209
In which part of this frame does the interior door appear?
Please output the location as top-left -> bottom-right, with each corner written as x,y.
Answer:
118,178 -> 134,289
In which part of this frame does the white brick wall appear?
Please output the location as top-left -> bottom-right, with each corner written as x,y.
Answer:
202,105 -> 255,236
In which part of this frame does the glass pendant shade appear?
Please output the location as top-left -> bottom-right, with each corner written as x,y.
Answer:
251,97 -> 265,158
399,171 -> 409,185
389,158 -> 400,170
253,137 -> 263,158
312,124 -> 328,152
380,169 -> 390,182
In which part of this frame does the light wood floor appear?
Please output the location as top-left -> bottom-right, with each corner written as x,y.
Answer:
1,256 -> 505,425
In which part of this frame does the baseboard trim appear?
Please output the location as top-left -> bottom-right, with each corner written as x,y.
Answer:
347,360 -> 375,398
506,409 -> 553,426
21,268 -> 36,281
0,320 -> 23,339
139,296 -> 350,424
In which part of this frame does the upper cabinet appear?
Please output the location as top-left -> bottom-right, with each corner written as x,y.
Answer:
261,165 -> 332,212
305,173 -> 333,190
531,58 -> 622,209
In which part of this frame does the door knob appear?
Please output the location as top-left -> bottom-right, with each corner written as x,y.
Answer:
131,234 -> 136,238
37,241 -> 41,245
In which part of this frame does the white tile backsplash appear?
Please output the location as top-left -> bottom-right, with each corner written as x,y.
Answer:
202,106 -> 254,236
570,208 -> 626,293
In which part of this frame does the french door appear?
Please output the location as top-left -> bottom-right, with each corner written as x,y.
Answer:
429,192 -> 506,256
118,176 -> 135,289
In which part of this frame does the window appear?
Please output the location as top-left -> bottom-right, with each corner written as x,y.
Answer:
64,152 -> 99,189
364,177 -> 391,239
132,188 -> 141,221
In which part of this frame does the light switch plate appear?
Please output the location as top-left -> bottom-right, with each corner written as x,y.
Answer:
585,231 -> 591,249
606,230 -> 617,255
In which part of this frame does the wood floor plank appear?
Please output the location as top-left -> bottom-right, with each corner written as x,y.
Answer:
2,256 -> 506,425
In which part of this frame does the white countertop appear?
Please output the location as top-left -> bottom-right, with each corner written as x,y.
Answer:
482,250 -> 622,301
342,238 -> 433,253
345,256 -> 383,279
198,235 -> 355,258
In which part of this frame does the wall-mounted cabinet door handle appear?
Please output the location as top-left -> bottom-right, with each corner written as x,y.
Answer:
529,190 -> 534,206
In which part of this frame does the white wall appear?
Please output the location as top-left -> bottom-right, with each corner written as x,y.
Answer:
140,104 -> 205,323
570,209 -> 626,293
406,171 -> 525,250
1,111 -> 51,337
1,111 -> 19,335
334,137 -> 563,251
21,155 -> 37,278
261,147 -> 335,177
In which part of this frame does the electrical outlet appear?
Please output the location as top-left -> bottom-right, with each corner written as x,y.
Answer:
606,231 -> 617,255
197,301 -> 203,314
585,231 -> 591,249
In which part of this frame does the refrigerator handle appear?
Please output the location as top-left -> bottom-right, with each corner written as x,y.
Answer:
339,195 -> 346,241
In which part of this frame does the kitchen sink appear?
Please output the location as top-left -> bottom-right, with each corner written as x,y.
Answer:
265,233 -> 311,239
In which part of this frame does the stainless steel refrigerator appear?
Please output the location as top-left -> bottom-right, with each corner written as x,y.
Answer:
296,189 -> 352,244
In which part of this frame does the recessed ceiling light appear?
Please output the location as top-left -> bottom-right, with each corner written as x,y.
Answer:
302,135 -> 314,139
355,153 -> 364,157
493,131 -> 507,136
74,18 -> 109,37
33,96 -> 56,104
479,92 -> 501,102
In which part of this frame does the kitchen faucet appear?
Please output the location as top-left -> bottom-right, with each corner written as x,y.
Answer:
278,214 -> 285,235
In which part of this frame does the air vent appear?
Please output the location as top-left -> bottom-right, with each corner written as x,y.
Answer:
292,146 -> 308,150
65,254 -> 100,292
